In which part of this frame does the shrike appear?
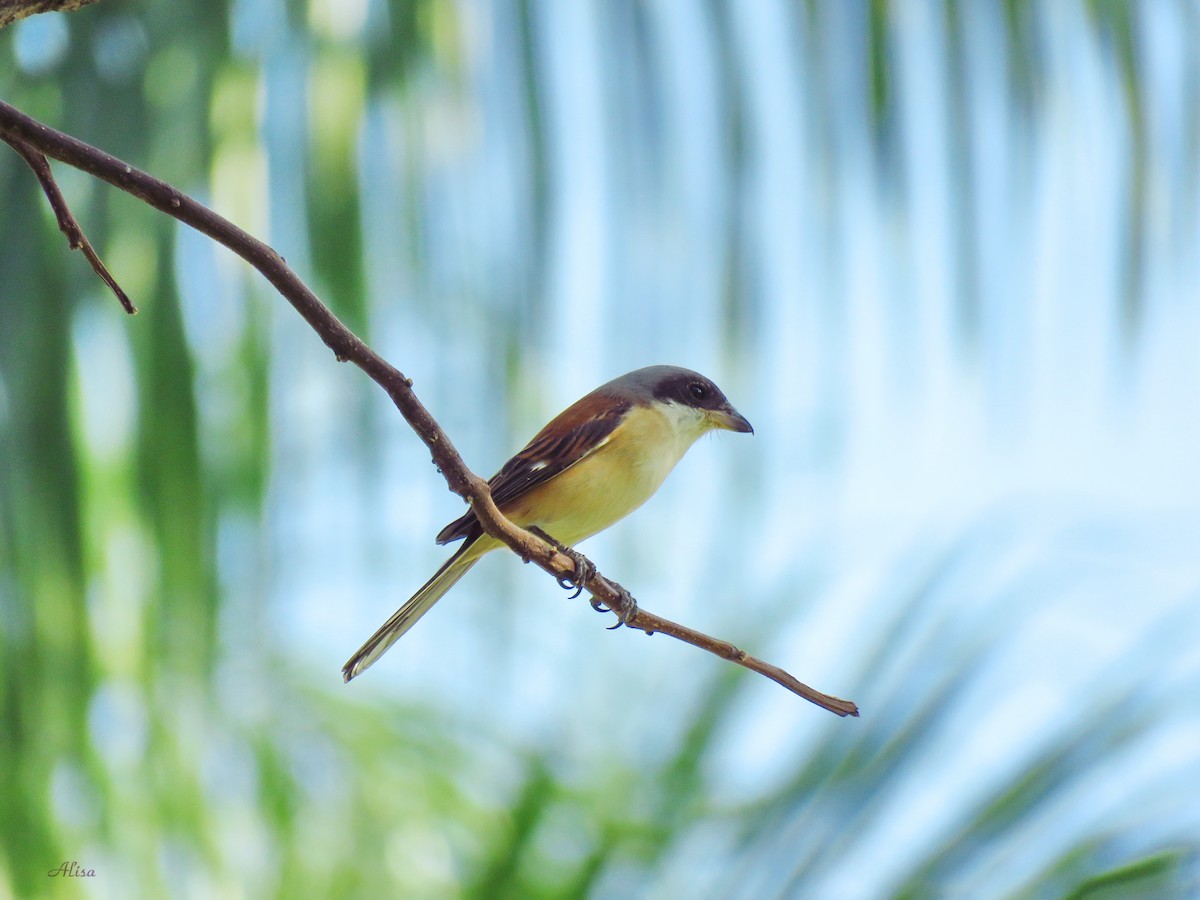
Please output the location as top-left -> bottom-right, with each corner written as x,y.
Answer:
343,365 -> 753,681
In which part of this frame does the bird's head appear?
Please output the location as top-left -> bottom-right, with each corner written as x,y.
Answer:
624,365 -> 754,437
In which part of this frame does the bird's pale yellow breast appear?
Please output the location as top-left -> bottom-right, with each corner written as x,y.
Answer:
503,403 -> 705,547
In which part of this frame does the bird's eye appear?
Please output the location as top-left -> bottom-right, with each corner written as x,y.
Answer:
689,382 -> 708,400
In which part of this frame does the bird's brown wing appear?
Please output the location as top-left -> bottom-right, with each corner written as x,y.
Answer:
435,393 -> 631,545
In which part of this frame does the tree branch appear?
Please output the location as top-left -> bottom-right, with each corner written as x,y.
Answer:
0,0 -> 100,30
3,134 -> 136,314
0,98 -> 859,718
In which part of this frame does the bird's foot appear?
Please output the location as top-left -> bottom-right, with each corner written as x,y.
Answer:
590,583 -> 638,630
528,527 -> 595,599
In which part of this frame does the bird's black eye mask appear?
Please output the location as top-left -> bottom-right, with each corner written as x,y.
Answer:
654,373 -> 725,410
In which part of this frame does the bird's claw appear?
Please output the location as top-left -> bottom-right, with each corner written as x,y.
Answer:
528,527 -> 594,598
556,548 -> 595,599
593,585 -> 637,630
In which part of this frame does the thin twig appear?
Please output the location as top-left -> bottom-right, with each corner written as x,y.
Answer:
0,98 -> 859,717
3,133 -> 136,314
629,606 -> 859,716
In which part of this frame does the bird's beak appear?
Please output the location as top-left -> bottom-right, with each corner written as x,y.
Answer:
709,403 -> 754,435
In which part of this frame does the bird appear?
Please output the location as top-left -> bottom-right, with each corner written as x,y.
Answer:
342,365 -> 753,682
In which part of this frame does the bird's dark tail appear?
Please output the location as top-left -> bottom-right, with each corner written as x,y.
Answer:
342,540 -> 482,681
